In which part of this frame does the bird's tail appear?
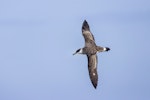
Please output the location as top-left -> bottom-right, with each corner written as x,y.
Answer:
82,20 -> 90,32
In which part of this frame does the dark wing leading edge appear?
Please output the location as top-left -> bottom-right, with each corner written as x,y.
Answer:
82,20 -> 96,47
87,54 -> 98,89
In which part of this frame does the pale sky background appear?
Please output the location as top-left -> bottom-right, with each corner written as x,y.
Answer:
0,0 -> 150,100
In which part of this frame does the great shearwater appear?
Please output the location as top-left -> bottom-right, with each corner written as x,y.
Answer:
73,20 -> 110,89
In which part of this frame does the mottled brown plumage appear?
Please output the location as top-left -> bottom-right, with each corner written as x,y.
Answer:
73,20 -> 110,89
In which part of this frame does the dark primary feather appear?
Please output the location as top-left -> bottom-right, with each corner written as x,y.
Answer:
82,20 -> 90,31
87,54 -> 98,89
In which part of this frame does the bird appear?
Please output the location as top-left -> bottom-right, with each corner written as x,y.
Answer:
73,20 -> 110,89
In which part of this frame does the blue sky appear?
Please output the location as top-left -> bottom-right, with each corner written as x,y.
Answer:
0,0 -> 150,100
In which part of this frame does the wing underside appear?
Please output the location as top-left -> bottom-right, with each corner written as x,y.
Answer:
87,54 -> 98,89
82,20 -> 96,47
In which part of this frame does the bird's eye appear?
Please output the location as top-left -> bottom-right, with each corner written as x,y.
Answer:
76,49 -> 80,52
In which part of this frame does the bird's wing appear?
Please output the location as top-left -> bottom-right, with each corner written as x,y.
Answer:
82,20 -> 96,47
87,54 -> 98,89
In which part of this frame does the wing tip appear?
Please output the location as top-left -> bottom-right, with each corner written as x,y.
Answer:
83,20 -> 87,24
92,79 -> 98,89
90,69 -> 98,89
93,83 -> 97,89
82,20 -> 90,31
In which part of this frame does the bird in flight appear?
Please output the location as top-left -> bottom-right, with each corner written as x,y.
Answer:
73,20 -> 110,89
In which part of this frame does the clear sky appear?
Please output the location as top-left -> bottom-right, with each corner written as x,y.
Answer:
0,0 -> 150,100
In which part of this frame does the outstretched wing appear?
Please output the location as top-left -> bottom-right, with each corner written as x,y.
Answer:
87,54 -> 98,89
82,20 -> 96,47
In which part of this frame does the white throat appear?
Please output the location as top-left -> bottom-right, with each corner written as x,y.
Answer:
78,48 -> 83,54
103,47 -> 107,51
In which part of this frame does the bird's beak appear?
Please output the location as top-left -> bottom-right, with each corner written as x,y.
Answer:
73,52 -> 77,55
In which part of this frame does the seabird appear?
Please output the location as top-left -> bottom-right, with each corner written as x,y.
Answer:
73,20 -> 110,89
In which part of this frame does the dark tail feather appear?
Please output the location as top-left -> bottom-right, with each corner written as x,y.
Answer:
82,20 -> 90,31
